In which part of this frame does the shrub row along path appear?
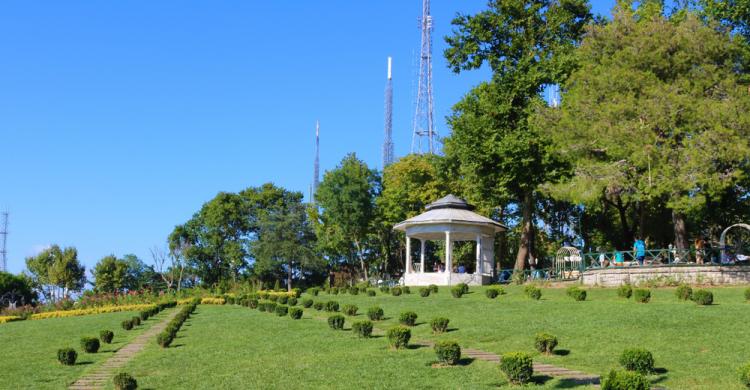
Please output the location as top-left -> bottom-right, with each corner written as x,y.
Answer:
69,308 -> 180,390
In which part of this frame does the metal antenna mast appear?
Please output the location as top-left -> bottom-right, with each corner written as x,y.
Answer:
411,0 -> 435,154
383,57 -> 394,168
0,212 -> 7,272
312,121 -> 320,203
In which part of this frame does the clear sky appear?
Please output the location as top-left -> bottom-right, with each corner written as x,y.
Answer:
0,1 -> 617,274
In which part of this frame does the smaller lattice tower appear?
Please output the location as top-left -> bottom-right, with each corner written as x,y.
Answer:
382,57 -> 394,168
411,0 -> 436,154
0,212 -> 7,272
312,121 -> 320,203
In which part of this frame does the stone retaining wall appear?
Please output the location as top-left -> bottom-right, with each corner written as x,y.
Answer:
581,265 -> 750,286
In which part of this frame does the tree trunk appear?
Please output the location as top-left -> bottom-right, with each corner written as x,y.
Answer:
287,261 -> 293,292
514,191 -> 534,270
615,198 -> 633,249
354,241 -> 369,281
672,211 -> 688,250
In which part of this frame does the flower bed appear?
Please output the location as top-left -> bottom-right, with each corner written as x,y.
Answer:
29,304 -> 157,320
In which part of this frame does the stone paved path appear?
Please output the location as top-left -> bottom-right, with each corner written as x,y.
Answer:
69,309 -> 179,390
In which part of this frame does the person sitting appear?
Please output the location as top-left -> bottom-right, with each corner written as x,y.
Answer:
457,264 -> 466,274
614,251 -> 625,266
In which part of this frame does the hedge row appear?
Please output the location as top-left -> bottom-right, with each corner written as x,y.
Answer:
156,299 -> 199,348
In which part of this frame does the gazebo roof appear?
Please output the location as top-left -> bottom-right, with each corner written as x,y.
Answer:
393,195 -> 506,233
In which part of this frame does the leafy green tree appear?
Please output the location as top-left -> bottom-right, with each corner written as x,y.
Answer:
443,0 -> 592,269
25,245 -> 86,302
91,255 -> 130,293
314,153 -> 380,280
0,271 -> 37,306
540,4 -> 750,250
700,0 -> 750,40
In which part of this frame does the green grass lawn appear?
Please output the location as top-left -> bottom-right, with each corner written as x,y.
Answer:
0,308 -> 173,389
3,285 -> 750,389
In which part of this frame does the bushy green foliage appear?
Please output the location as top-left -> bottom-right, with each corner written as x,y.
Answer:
100,330 -> 114,344
434,340 -> 461,365
633,289 -> 651,303
269,294 -> 279,302
692,289 -> 714,305
287,297 -> 298,306
275,305 -> 289,316
399,311 -> 417,326
277,295 -> 289,304
524,285 -> 542,300
534,333 -> 558,355
619,348 -> 654,373
500,352 -> 533,385
419,287 -> 430,297
349,287 -> 359,295
327,314 -> 345,330
302,299 -> 313,308
456,283 -> 469,294
289,307 -> 303,320
391,286 -> 402,296
367,306 -> 384,321
676,284 -> 693,301
485,286 -> 505,298
367,290 -> 376,296
291,288 -> 302,298
313,302 -> 324,311
113,372 -> 138,390
744,288 -> 750,302
325,301 -> 339,312
139,311 -> 150,321
386,326 -> 411,349
450,286 -> 464,298
342,304 -> 359,316
330,287 -> 339,295
352,320 -> 373,338
307,287 -> 320,296
430,317 -> 449,334
57,348 -> 77,365
429,284 -> 438,293
248,299 -> 259,309
156,332 -> 172,348
738,362 -> 750,388
379,286 -> 390,293
266,302 -> 277,313
131,316 -> 141,326
566,286 -> 587,301
617,284 -> 633,299
80,337 -> 100,353
402,286 -> 411,294
601,369 -> 650,390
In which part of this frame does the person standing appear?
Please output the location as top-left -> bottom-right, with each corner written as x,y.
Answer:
695,237 -> 706,264
633,237 -> 646,266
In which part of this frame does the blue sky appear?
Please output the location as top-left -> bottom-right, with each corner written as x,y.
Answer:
0,1 -> 617,274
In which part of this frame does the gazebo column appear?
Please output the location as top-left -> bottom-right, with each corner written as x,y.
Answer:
405,236 -> 412,274
420,239 -> 426,273
475,234 -> 482,275
445,231 -> 452,274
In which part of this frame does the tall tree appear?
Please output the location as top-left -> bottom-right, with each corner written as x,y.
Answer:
91,255 -> 129,293
314,153 -> 380,280
443,0 -> 592,269
25,245 -> 86,302
540,3 -> 750,251
0,271 -> 37,307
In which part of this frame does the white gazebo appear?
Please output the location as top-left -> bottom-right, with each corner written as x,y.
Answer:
393,195 -> 506,286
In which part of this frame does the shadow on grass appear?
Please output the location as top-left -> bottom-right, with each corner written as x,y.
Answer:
553,349 -> 570,356
456,357 -> 475,366
445,328 -> 460,333
553,377 -> 600,388
171,344 -> 185,348
76,361 -> 94,366
406,344 -> 427,350
531,375 -> 554,385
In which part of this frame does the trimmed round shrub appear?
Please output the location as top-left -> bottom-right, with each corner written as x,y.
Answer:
403,286 -> 411,294
266,302 -> 277,313
500,352 -> 533,385
328,314 -> 345,330
277,295 -> 289,304
287,297 -> 298,306
113,372 -> 138,390
429,284 -> 438,293
313,302 -> 324,311
676,284 -> 693,301
57,348 -> 77,366
80,337 -> 100,353
248,299 -> 259,309
352,320 -> 373,338
744,287 -> 750,302
100,330 -> 114,344
342,304 -> 358,316
275,305 -> 289,317
131,316 -> 141,326
534,333 -> 558,355
633,289 -> 651,303
456,282 -> 469,294
566,286 -> 587,301
269,294 -> 279,302
302,299 -> 314,308
486,288 -> 500,299
156,332 -> 172,348
451,285 -> 464,298
617,284 -> 633,299
289,307 -> 303,320
524,285 -> 542,300
430,317 -> 449,334
738,362 -> 750,388
692,289 -> 714,305
307,287 -> 320,296
139,311 -> 150,321
380,286 -> 390,293
601,369 -> 650,390
419,287 -> 430,297
399,311 -> 418,326
291,288 -> 302,298
367,290 -> 376,297
367,306 -> 384,321
619,348 -> 655,373
434,340 -> 461,365
331,287 -> 340,295
386,326 -> 411,349
325,301 -> 339,312
391,286 -> 403,296
349,287 -> 359,295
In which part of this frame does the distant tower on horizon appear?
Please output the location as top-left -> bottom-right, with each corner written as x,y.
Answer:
383,57 -> 394,168
411,0 -> 436,155
1,211 -> 8,272
312,121 -> 320,203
